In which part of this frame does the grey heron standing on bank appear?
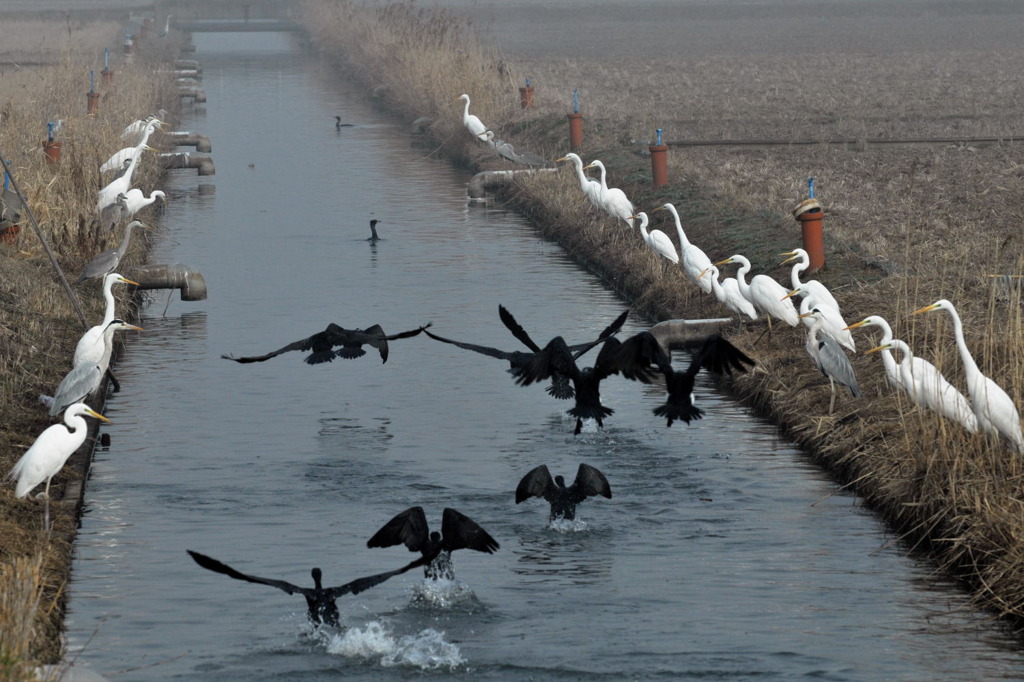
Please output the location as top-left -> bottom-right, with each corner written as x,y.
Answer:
800,308 -> 860,415
76,220 -> 148,284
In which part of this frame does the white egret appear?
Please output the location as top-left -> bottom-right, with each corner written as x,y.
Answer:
9,402 -> 109,530
800,308 -> 861,415
120,189 -> 166,218
843,316 -> 903,391
654,203 -> 713,294
715,254 -> 799,328
76,220 -> 148,284
780,248 -> 841,313
786,288 -> 855,351
867,337 -> 979,434
631,212 -> 678,265
50,320 -> 142,416
583,160 -> 635,227
456,94 -> 489,142
101,122 -> 158,172
73,273 -> 139,367
96,154 -> 139,213
121,114 -> 164,142
699,265 -> 757,320
912,299 -> 1023,451
555,153 -> 602,209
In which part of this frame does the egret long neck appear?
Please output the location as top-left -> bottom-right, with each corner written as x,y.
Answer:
946,306 -> 982,379
101,281 -> 117,325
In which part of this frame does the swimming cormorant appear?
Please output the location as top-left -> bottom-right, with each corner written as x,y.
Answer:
516,463 -> 611,521
221,322 -> 429,365
335,116 -> 354,129
186,550 -> 398,626
366,507 -> 499,581
421,306 -> 628,400
367,219 -> 382,242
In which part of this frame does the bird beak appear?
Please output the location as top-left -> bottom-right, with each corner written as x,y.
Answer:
779,252 -> 798,264
85,407 -> 111,423
713,257 -> 733,266
842,320 -> 867,331
696,268 -> 709,279
126,324 -> 144,332
121,277 -> 141,286
864,344 -> 890,355
781,288 -> 799,301
554,156 -> 568,163
911,303 -> 938,315
798,311 -> 814,319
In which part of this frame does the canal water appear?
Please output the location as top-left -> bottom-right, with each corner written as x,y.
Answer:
64,32 -> 1024,680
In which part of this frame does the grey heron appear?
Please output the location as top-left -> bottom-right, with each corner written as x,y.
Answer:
799,308 -> 861,415
49,320 -> 142,416
76,220 -> 148,284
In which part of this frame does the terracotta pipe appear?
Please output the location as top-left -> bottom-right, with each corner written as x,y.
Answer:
519,79 -> 534,109
567,113 -> 583,151
87,91 -> 100,115
649,128 -> 668,187
794,192 -> 825,274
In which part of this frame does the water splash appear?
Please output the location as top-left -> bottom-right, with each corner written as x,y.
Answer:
325,620 -> 464,671
549,516 -> 590,532
409,576 -> 483,612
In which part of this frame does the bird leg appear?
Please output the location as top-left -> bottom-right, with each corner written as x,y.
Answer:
161,288 -> 174,317
106,368 -> 121,393
752,318 -> 772,347
43,477 -> 52,533
574,418 -> 583,435
828,377 -> 836,416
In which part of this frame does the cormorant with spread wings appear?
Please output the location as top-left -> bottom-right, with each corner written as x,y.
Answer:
221,322 -> 429,365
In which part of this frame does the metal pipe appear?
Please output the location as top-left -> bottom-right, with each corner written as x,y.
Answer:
131,263 -> 208,301
159,152 -> 215,175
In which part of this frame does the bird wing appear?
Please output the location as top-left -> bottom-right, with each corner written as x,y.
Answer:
654,368 -> 705,427
498,305 -> 542,352
323,566 -> 405,598
441,508 -> 500,554
366,506 -> 431,553
687,334 -> 755,377
594,332 -> 665,383
515,464 -> 557,504
512,336 -> 578,386
220,336 -> 318,363
421,326 -> 516,361
76,249 -> 119,283
570,463 -> 612,503
567,309 -> 630,358
187,550 -> 304,596
333,324 -> 429,363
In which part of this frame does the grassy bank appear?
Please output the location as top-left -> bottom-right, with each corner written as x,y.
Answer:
301,0 -> 1024,632
0,18 -> 182,673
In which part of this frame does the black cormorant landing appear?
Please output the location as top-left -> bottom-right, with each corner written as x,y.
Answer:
366,506 -> 499,581
367,219 -> 382,242
221,322 -> 429,365
421,306 -> 628,400
516,463 -> 611,521
186,550 -> 398,626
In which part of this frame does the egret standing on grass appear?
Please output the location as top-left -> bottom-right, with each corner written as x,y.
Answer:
457,94 -> 489,142
699,265 -> 758,322
654,203 -> 713,294
800,308 -> 861,415
912,299 -> 1023,451
73,273 -> 139,367
715,254 -> 800,330
120,189 -> 166,219
49,320 -> 143,417
785,288 -> 856,351
555,153 -> 603,209
9,402 -> 109,530
583,160 -> 635,227
780,248 -> 841,312
96,155 -> 139,213
631,212 -> 678,265
843,316 -> 904,392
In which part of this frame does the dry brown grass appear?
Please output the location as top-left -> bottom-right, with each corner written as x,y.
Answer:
0,22 -> 184,670
301,0 -> 1024,631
